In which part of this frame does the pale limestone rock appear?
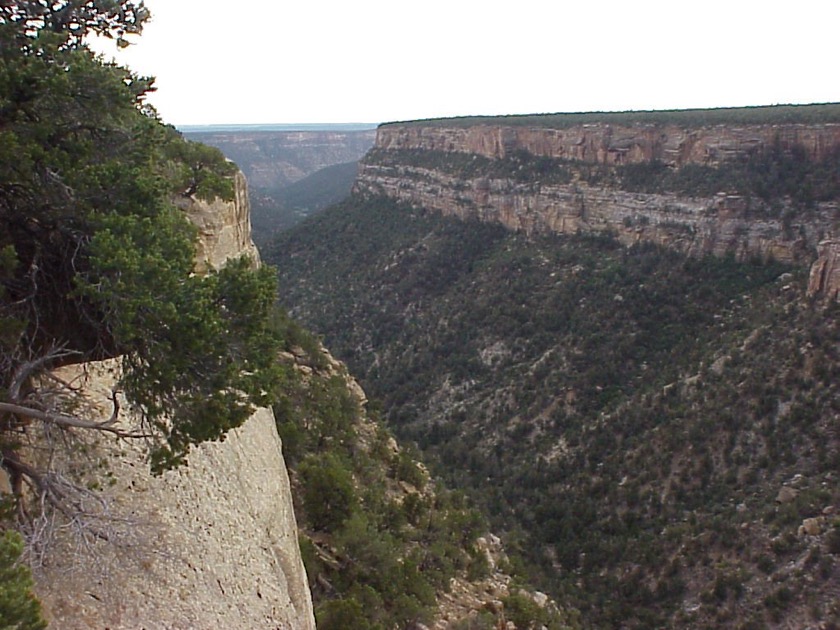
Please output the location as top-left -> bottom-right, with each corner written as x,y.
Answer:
776,486 -> 799,504
346,378 -> 368,406
801,517 -> 822,536
178,170 -> 260,273
33,362 -> 315,630
532,591 -> 549,608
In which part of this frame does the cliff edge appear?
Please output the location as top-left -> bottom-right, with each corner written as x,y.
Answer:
31,174 -> 315,629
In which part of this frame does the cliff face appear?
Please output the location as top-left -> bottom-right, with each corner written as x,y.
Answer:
374,122 -> 840,166
32,173 -> 316,630
177,170 -> 261,273
355,120 -> 840,293
808,239 -> 840,299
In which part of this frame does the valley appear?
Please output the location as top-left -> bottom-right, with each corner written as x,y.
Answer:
186,125 -> 376,241
266,105 -> 840,628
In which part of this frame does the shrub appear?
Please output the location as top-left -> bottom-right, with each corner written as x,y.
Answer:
0,531 -> 47,630
298,454 -> 356,532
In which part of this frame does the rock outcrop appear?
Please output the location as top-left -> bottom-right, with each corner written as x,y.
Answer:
177,170 -> 261,272
355,117 -> 840,294
374,122 -> 840,166
807,239 -> 840,300
31,172 -> 316,629
34,363 -> 314,630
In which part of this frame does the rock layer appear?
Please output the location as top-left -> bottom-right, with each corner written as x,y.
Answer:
356,121 -> 840,294
375,122 -> 840,166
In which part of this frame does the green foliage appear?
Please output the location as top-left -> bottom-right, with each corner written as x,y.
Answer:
316,597 -> 373,630
160,138 -> 237,201
273,340 -> 495,628
0,531 -> 47,630
392,449 -> 427,489
502,592 -> 568,630
0,1 -> 149,49
0,4 -> 283,473
298,454 -> 357,532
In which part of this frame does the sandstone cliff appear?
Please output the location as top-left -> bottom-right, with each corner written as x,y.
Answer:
374,121 -> 840,166
31,173 -> 315,630
355,113 -> 840,296
176,170 -> 261,272
808,239 -> 840,299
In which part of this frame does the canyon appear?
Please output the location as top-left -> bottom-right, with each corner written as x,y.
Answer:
268,110 -> 840,627
185,128 -> 376,191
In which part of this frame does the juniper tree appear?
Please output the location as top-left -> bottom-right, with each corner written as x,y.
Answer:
0,0 -> 284,529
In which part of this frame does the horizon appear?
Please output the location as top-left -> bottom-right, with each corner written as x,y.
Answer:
176,101 -> 840,131
92,0 -> 840,127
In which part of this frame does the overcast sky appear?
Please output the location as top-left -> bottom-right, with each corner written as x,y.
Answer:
93,0 -> 839,127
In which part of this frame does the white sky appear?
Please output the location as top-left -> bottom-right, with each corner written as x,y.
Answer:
93,0 -> 840,126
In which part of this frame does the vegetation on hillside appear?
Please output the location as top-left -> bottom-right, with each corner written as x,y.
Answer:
250,161 -> 361,242
270,317 -> 577,629
268,194 -> 840,628
385,102 -> 840,129
0,530 -> 45,630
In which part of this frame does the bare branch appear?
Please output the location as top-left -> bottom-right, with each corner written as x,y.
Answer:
0,401 -> 150,439
8,344 -> 81,402
2,450 -> 113,545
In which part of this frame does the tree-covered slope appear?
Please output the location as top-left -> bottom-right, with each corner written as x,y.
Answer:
267,194 -> 840,628
270,318 -> 576,630
250,160 -> 361,242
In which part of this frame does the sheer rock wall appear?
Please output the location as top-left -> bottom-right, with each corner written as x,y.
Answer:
356,121 -> 840,295
373,122 -> 840,166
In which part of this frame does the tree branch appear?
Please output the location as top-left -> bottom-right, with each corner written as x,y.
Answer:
0,400 -> 150,439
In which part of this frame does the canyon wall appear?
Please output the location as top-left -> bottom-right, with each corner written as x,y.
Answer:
374,121 -> 840,166
356,120 -> 840,292
32,173 -> 316,630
